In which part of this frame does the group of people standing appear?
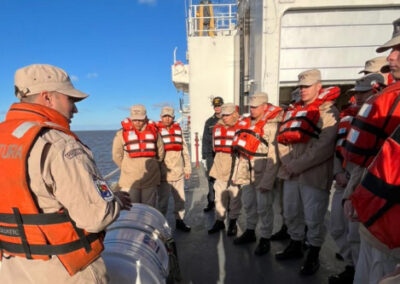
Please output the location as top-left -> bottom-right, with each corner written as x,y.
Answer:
200,17 -> 400,284
112,104 -> 192,232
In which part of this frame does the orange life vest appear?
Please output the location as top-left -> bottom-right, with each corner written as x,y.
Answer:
335,104 -> 360,163
232,104 -> 282,159
351,125 -> 400,249
342,81 -> 400,167
0,103 -> 103,275
156,122 -> 183,151
277,86 -> 340,145
213,124 -> 236,153
121,119 -> 158,158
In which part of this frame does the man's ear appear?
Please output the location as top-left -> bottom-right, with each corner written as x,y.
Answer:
39,91 -> 53,107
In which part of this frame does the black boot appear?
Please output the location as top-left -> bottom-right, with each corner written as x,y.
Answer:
176,219 -> 191,232
227,219 -> 237,236
233,229 -> 256,245
275,239 -> 303,260
208,220 -> 225,234
254,238 -> 271,256
203,201 -> 215,212
270,224 -> 290,241
328,265 -> 355,284
300,245 -> 320,275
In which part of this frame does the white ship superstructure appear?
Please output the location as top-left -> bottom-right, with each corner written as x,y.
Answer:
172,0 -> 400,162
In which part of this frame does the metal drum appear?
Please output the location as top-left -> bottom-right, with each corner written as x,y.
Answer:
103,204 -> 179,284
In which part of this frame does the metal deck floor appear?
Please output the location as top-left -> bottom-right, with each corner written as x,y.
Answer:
166,166 -> 344,284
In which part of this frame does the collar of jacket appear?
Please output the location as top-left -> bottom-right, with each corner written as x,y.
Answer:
6,102 -> 71,131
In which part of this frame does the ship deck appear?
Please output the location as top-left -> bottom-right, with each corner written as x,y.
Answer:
167,165 -> 344,284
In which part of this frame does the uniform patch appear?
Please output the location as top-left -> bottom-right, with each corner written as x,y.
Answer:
65,148 -> 85,159
94,178 -> 114,202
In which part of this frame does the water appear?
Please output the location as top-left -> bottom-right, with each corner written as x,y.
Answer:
76,130 -> 120,182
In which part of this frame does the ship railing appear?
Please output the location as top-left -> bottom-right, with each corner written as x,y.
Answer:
187,2 -> 237,37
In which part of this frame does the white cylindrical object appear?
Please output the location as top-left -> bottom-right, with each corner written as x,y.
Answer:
103,204 -> 173,284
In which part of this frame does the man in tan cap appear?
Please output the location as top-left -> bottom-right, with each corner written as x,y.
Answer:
276,69 -> 339,275
112,104 -> 165,207
230,93 -> 283,256
0,64 -> 131,283
156,106 -> 192,232
207,103 -> 242,236
328,73 -> 385,284
342,17 -> 400,284
359,56 -> 392,85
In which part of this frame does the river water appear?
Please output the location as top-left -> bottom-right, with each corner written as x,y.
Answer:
76,130 -> 119,182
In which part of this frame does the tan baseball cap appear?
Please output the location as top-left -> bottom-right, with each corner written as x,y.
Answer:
130,104 -> 146,120
249,92 -> 268,107
349,73 -> 385,93
298,69 -> 321,86
221,103 -> 236,115
359,56 -> 389,74
161,106 -> 174,117
14,64 -> 88,100
377,18 -> 400,53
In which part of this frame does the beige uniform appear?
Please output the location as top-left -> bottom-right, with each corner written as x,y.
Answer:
329,156 -> 360,266
231,113 -> 282,238
0,129 -> 121,284
278,101 -> 339,247
342,163 -> 400,283
209,120 -> 242,221
112,125 -> 165,207
158,137 -> 191,219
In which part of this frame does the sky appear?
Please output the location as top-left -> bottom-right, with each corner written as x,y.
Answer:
0,0 -> 189,130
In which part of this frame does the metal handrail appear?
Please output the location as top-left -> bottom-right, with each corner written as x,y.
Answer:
187,2 -> 238,37
104,167 -> 120,181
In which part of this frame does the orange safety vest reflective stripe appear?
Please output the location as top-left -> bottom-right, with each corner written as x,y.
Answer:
351,125 -> 400,249
232,105 -> 282,159
343,81 -> 400,167
0,103 -> 103,276
213,124 -> 236,153
156,122 -> 183,151
277,86 -> 340,145
121,119 -> 158,158
335,104 -> 360,164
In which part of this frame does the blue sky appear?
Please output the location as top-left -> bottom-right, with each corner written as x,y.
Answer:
0,0 -> 188,130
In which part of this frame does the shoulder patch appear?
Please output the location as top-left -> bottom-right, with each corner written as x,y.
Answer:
65,148 -> 85,159
93,178 -> 114,202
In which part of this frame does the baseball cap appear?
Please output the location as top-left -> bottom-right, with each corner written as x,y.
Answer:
349,73 -> 385,93
161,106 -> 175,117
298,69 -> 321,86
249,92 -> 268,107
359,56 -> 389,74
130,104 -> 147,120
221,103 -> 236,115
14,64 -> 88,100
377,18 -> 400,53
212,96 -> 224,107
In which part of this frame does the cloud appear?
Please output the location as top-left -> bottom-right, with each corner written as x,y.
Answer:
138,0 -> 157,5
152,102 -> 173,110
70,75 -> 79,82
86,72 -> 99,79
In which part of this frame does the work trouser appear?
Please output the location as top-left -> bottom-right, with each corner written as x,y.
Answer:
205,156 -> 215,203
158,178 -> 186,220
242,184 -> 275,239
213,180 -> 241,221
329,183 -> 360,266
283,180 -> 329,247
124,186 -> 157,208
354,237 -> 399,284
